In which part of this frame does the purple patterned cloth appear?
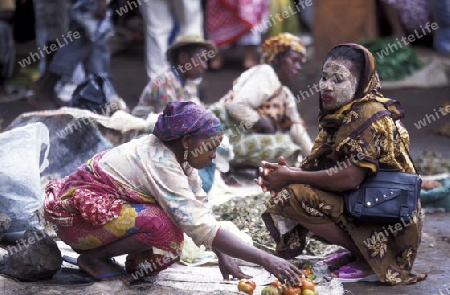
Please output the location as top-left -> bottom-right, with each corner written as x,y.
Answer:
153,101 -> 223,141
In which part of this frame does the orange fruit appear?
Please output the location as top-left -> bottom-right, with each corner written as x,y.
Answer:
283,286 -> 302,295
300,278 -> 315,291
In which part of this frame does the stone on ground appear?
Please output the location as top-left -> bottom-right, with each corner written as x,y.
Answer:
0,229 -> 62,281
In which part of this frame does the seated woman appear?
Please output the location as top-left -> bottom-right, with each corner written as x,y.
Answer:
44,101 -> 301,283
256,44 -> 426,284
131,34 -> 215,119
209,33 -> 313,171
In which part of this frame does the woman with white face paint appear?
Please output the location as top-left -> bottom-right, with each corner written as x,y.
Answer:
319,58 -> 360,112
256,44 -> 426,285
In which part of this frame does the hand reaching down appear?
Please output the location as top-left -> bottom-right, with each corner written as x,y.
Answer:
261,255 -> 302,286
215,251 -> 252,281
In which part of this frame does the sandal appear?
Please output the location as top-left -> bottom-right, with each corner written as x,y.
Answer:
330,265 -> 379,283
322,251 -> 355,270
62,255 -> 132,282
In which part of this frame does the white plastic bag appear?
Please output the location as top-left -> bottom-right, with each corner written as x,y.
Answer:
180,233 -> 206,263
0,122 -> 50,242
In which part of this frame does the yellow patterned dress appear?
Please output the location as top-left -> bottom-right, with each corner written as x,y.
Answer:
262,96 -> 426,285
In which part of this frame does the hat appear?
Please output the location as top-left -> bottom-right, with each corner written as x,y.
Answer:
166,34 -> 217,63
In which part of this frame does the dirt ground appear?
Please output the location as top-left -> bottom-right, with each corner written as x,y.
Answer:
0,211 -> 448,295
0,42 -> 449,294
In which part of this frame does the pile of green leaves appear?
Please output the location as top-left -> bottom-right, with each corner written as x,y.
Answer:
212,195 -> 338,255
212,195 -> 275,248
359,38 -> 425,81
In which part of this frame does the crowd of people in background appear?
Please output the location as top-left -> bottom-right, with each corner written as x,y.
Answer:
1,0 -> 449,105
0,0 -> 446,285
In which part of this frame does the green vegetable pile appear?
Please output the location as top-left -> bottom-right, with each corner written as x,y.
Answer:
359,38 -> 425,81
212,195 -> 337,255
212,195 -> 274,248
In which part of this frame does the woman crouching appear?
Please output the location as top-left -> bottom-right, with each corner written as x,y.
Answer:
44,101 -> 301,283
257,44 -> 426,284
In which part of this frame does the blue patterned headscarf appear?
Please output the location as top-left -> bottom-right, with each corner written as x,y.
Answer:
153,101 -> 223,141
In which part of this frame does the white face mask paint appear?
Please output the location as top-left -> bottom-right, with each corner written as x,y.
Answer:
318,58 -> 359,112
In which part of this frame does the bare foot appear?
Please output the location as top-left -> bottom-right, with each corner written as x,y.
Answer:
125,251 -> 179,279
125,250 -> 154,273
77,254 -> 132,281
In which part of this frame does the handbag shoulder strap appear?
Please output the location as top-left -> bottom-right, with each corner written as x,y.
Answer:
380,103 -> 420,175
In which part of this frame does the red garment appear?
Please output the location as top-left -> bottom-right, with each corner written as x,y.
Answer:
56,203 -> 184,254
44,150 -> 183,254
44,151 -> 151,227
207,0 -> 267,47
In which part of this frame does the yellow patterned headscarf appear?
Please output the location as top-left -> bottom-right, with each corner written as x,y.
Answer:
261,33 -> 306,63
318,43 -> 398,122
329,43 -> 381,98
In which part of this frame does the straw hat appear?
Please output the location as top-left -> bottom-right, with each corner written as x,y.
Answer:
166,34 -> 217,63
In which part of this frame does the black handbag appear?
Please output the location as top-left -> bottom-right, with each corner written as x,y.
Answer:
344,168 -> 422,224
344,112 -> 422,224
